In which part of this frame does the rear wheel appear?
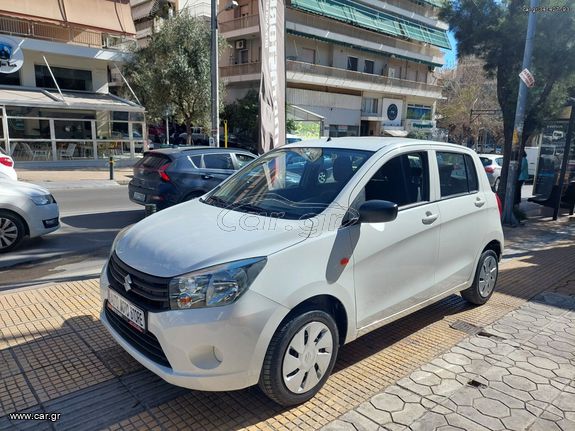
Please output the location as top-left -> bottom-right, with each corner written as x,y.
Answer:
0,211 -> 25,253
259,310 -> 339,406
461,250 -> 499,305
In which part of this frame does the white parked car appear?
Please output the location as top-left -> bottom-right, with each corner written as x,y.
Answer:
479,154 -> 503,190
0,179 -> 60,252
100,138 -> 503,406
0,148 -> 17,181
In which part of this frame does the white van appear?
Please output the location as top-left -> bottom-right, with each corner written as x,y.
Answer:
100,138 -> 504,406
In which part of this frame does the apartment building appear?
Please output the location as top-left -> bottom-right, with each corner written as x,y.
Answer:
0,0 -> 145,164
219,0 -> 448,138
131,0 -> 210,46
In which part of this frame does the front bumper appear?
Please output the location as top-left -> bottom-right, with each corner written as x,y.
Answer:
27,203 -> 59,238
99,264 -> 289,391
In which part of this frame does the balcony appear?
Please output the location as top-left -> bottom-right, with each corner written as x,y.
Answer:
0,15 -> 136,50
286,60 -> 443,99
219,14 -> 260,38
220,62 -> 261,83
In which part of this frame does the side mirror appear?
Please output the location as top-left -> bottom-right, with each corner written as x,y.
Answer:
358,200 -> 398,224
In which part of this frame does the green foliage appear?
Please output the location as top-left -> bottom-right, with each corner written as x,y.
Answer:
407,130 -> 429,140
222,89 -> 260,144
292,121 -> 321,139
122,13 -> 224,132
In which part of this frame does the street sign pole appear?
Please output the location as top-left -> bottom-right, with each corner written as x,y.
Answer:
502,0 -> 539,226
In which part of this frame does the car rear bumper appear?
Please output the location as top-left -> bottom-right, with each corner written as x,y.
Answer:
128,182 -> 177,210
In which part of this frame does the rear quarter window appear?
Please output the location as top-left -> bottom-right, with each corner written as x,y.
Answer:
139,154 -> 170,169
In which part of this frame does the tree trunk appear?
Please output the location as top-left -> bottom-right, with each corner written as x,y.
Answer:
496,66 -> 515,204
185,118 -> 192,146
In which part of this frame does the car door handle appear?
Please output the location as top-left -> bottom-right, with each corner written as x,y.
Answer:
474,197 -> 486,207
202,174 -> 213,180
422,212 -> 439,225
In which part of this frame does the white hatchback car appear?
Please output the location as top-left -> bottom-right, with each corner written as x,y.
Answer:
0,179 -> 60,252
100,138 -> 503,406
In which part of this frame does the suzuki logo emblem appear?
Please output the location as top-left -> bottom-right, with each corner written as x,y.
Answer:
124,274 -> 132,292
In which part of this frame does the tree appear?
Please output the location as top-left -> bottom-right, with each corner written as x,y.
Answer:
440,0 -> 575,202
436,57 -> 503,147
122,13 -> 224,142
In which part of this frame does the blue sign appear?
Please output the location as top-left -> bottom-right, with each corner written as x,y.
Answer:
387,104 -> 398,121
0,38 -> 23,74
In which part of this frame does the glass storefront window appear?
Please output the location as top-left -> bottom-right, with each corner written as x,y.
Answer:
54,120 -> 93,140
10,141 -> 52,161
112,111 -> 129,121
132,123 -> 143,139
407,104 -> 432,121
329,125 -> 359,138
112,122 -> 129,139
35,65 -> 93,92
8,118 -> 51,139
55,141 -> 95,160
130,112 -> 145,122
96,141 -> 132,159
6,107 -> 96,119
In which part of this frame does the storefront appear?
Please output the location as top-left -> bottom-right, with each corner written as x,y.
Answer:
0,87 -> 145,162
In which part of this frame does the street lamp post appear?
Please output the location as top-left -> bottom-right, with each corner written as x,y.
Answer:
211,0 -> 238,147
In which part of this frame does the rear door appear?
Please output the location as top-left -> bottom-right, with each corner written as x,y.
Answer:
434,150 -> 486,291
199,152 -> 236,190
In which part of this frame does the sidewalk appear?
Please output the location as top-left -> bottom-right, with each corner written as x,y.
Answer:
16,168 -> 133,190
0,215 -> 573,430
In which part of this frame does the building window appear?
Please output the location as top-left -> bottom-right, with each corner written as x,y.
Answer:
362,98 -> 378,115
347,57 -> 358,72
407,104 -> 432,121
35,65 -> 93,91
364,60 -> 374,74
0,70 -> 20,86
300,48 -> 316,64
329,125 -> 359,138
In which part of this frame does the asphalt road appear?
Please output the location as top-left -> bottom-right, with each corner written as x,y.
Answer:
0,186 -> 144,290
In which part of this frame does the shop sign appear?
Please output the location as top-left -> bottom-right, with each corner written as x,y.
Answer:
382,99 -> 403,127
0,37 -> 23,74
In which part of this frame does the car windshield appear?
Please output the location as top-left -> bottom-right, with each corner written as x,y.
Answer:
202,147 -> 373,219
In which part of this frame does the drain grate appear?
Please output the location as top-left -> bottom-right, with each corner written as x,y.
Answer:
450,320 -> 483,335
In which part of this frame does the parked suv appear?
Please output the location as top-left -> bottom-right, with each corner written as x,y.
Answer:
102,138 -> 503,406
128,147 -> 257,210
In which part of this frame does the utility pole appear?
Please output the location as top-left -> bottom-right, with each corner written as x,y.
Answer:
502,0 -> 539,225
210,0 -> 219,147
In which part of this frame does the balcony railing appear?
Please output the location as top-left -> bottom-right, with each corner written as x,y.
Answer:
0,15 -> 135,50
287,60 -> 442,94
220,62 -> 261,78
220,15 -> 260,33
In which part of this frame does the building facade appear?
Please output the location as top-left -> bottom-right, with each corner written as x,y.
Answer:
0,0 -> 145,164
219,0 -> 447,139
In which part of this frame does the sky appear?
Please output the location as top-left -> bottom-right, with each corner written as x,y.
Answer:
441,31 -> 459,69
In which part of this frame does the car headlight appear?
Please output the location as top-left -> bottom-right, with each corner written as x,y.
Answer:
110,226 -> 131,256
31,194 -> 56,206
169,257 -> 267,309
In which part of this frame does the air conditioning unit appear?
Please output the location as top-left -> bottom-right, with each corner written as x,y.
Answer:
235,39 -> 246,50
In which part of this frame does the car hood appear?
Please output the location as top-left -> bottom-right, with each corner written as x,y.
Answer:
115,199 -> 311,277
0,179 -> 49,196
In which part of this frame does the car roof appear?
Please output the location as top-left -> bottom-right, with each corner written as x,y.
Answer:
284,137 -> 477,153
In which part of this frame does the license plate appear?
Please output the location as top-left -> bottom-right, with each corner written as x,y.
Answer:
107,289 -> 146,332
133,192 -> 146,201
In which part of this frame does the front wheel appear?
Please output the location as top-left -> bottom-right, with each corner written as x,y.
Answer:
461,250 -> 499,305
259,310 -> 339,406
0,211 -> 25,253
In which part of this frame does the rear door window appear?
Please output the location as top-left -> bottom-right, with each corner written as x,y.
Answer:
203,153 -> 234,170
235,153 -> 256,169
436,152 -> 479,198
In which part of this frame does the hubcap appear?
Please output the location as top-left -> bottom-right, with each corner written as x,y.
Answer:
282,321 -> 333,394
478,255 -> 498,297
0,217 -> 18,249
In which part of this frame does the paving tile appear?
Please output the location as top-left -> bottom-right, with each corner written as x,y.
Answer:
0,373 -> 38,417
101,411 -> 162,431
0,303 -> 59,328
0,317 -> 71,348
12,333 -> 92,372
96,346 -> 144,377
25,353 -> 114,403
0,405 -> 51,431
0,350 -> 20,379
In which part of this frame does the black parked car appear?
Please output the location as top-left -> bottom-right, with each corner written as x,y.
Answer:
128,147 -> 257,210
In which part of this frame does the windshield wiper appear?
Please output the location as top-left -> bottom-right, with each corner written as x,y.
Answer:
201,195 -> 229,208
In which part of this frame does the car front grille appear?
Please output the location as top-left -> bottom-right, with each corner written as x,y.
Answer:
104,304 -> 171,368
107,253 -> 170,311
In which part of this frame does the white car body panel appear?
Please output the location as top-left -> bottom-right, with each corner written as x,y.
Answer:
100,137 -> 504,393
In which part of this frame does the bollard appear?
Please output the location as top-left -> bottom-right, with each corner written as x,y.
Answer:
144,204 -> 157,217
109,156 -> 114,180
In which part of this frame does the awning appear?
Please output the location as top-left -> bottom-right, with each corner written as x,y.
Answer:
290,0 -> 451,49
132,0 -> 176,22
384,129 -> 409,137
0,86 -> 144,112
287,105 -> 325,122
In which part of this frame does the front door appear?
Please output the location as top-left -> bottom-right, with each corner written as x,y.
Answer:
350,150 -> 440,329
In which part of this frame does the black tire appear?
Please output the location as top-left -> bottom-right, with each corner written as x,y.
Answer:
0,210 -> 26,253
259,310 -> 339,406
461,249 -> 499,305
